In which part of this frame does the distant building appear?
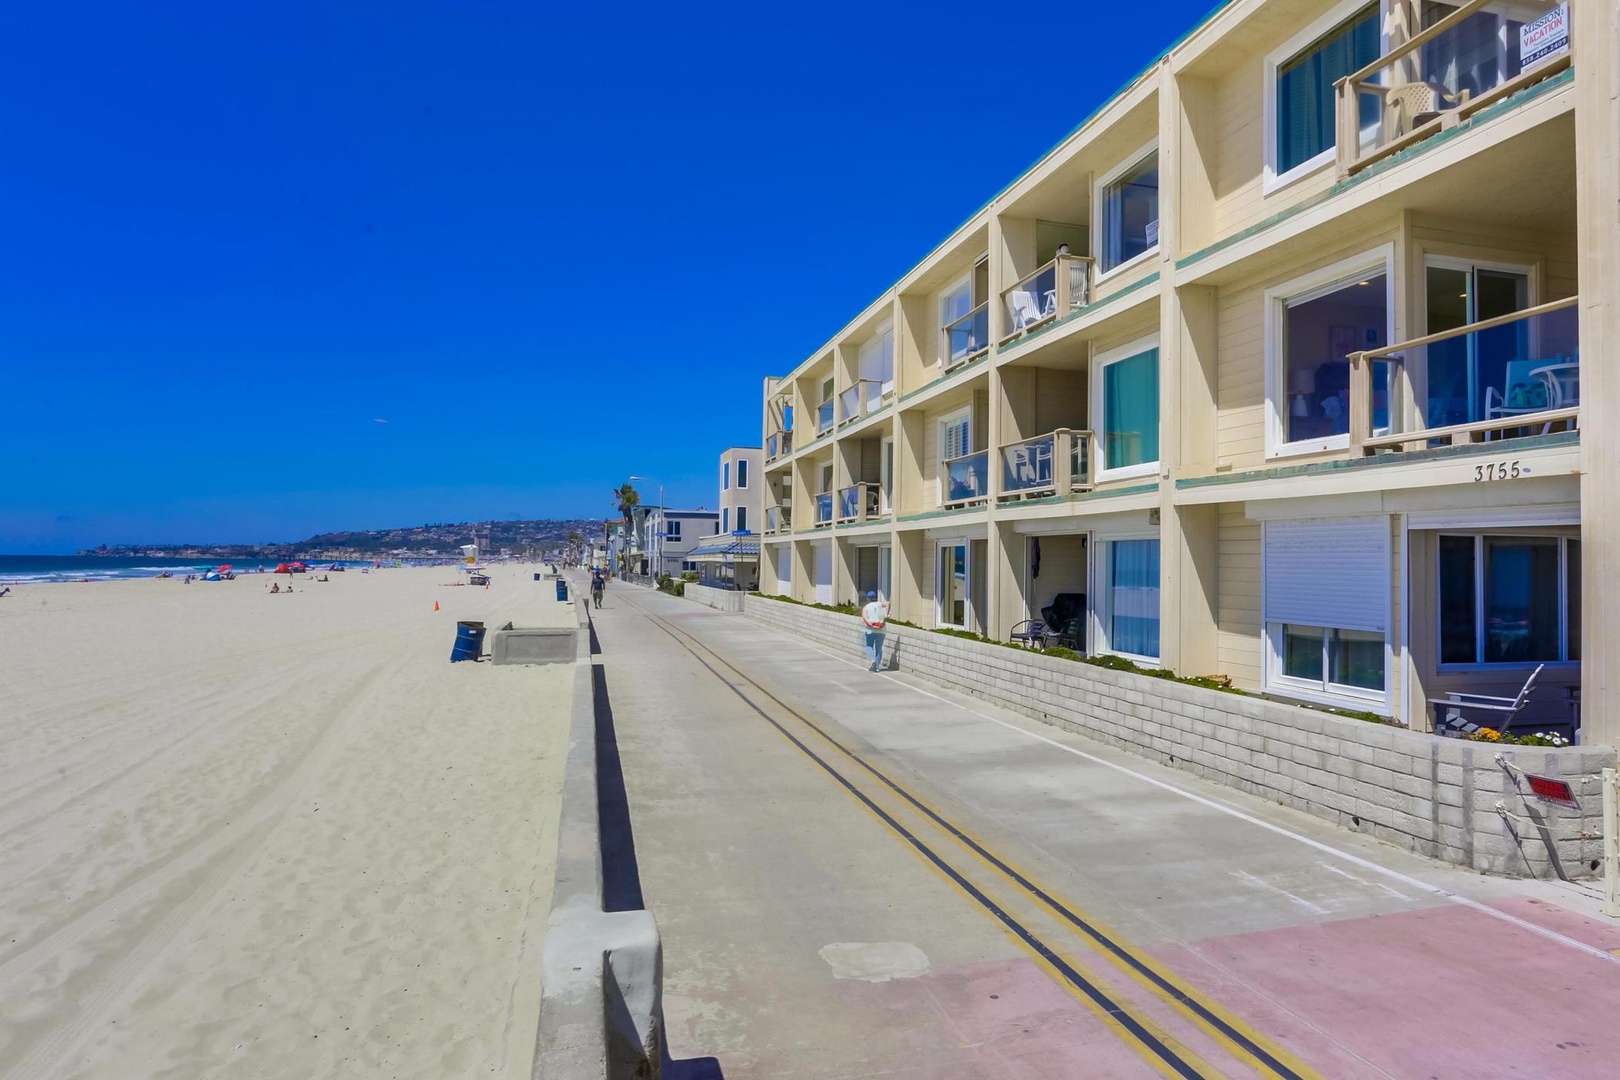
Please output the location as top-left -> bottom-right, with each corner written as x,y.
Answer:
640,508 -> 720,577
689,447 -> 764,590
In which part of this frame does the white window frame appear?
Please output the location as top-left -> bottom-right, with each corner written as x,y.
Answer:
1262,0 -> 1387,195
736,506 -> 747,533
1265,623 -> 1390,709
722,461 -> 730,490
1089,531 -> 1161,665
938,273 -> 973,367
737,458 -> 749,488
1090,333 -> 1161,482
721,508 -> 729,533
1263,245 -> 1395,459
859,318 -> 896,396
937,405 -> 972,505
936,540 -> 971,629
877,543 -> 892,601
1093,140 -> 1160,283
1435,531 -> 1581,672
880,435 -> 894,515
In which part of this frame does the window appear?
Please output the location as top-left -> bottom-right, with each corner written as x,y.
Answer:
1097,146 -> 1159,274
722,509 -> 729,533
737,460 -> 748,488
1269,2 -> 1381,186
722,462 -> 730,490
1438,534 -> 1581,666
859,323 -> 895,395
1263,515 -> 1388,704
736,506 -> 747,533
938,542 -> 969,628
1094,337 -> 1159,479
1280,625 -> 1386,691
877,544 -> 892,601
1266,251 -> 1391,455
940,276 -> 972,365
666,520 -> 681,541
1099,539 -> 1160,661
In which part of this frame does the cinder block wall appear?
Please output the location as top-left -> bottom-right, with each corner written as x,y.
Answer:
743,595 -> 1615,880
682,583 -> 745,612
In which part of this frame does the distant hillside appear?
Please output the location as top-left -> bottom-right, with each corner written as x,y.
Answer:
78,518 -> 602,559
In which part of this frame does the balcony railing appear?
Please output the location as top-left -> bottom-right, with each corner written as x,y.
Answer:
835,482 -> 883,523
942,302 -> 990,371
838,378 -> 890,425
816,400 -> 835,436
1349,297 -> 1579,454
766,429 -> 793,461
1334,0 -> 1569,178
1000,254 -> 1091,344
997,429 -> 1095,501
765,505 -> 791,534
813,491 -> 834,526
942,450 -> 990,508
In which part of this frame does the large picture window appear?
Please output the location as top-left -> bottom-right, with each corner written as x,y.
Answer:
1098,147 -> 1159,274
1269,2 -> 1381,186
1439,534 -> 1580,666
1094,337 -> 1160,479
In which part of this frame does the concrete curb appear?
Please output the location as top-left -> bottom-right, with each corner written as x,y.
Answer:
532,592 -> 663,1079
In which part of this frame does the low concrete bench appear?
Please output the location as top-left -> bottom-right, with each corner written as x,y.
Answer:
490,623 -> 576,666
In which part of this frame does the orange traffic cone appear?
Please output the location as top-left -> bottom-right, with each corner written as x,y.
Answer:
433,600 -> 440,612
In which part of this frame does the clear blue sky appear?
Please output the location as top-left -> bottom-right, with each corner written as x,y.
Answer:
0,0 -> 1219,553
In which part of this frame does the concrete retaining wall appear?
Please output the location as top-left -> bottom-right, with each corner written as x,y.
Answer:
532,597 -> 663,1079
681,583 -> 745,612
744,595 -> 1615,880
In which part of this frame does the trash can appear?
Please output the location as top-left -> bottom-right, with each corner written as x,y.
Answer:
451,620 -> 486,662
555,579 -> 568,602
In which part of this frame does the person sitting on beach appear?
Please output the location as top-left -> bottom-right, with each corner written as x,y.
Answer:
270,583 -> 280,593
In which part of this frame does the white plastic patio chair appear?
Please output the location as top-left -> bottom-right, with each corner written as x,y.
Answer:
1430,664 -> 1544,736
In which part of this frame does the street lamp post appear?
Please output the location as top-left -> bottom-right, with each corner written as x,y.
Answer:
629,475 -> 664,577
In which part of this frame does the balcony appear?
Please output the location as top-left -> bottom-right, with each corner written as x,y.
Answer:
997,429 -> 1094,501
816,400 -> 835,437
766,429 -> 793,462
1334,0 -> 1569,178
1000,254 -> 1091,344
838,379 -> 890,426
836,483 -> 883,523
813,491 -> 834,527
1349,297 -> 1579,454
942,450 -> 990,508
765,505 -> 791,534
942,302 -> 990,372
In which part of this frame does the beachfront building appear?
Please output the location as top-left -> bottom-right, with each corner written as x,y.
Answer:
640,508 -> 721,578
759,0 -> 1616,744
689,447 -> 764,590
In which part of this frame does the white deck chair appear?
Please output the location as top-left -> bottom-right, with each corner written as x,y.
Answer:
1430,664 -> 1544,735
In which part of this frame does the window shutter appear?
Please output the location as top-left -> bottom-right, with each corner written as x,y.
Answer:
1264,517 -> 1387,632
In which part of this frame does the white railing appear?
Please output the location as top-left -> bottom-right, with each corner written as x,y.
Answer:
942,302 -> 990,371
838,379 -> 889,425
942,450 -> 990,508
1000,254 -> 1091,343
997,429 -> 1094,500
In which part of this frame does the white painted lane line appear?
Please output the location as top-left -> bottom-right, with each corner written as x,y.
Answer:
1316,861 -> 1415,902
1231,871 -> 1331,916
737,621 -> 1620,969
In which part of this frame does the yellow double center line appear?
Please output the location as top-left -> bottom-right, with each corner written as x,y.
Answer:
623,599 -> 1323,1080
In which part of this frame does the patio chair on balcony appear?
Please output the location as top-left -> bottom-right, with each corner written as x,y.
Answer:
1386,81 -> 1469,139
1531,360 -> 1580,409
1429,664 -> 1544,736
1009,290 -> 1053,333
1484,359 -> 1559,437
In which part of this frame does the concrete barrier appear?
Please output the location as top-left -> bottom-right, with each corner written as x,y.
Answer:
744,594 -> 1616,880
532,597 -> 663,1079
680,583 -> 745,612
490,623 -> 576,666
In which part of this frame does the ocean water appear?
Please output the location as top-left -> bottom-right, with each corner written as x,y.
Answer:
0,555 -> 373,584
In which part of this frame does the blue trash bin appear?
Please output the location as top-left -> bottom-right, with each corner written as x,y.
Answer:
555,579 -> 568,602
450,620 -> 486,662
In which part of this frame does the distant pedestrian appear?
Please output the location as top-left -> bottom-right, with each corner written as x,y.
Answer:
591,574 -> 605,609
861,590 -> 889,672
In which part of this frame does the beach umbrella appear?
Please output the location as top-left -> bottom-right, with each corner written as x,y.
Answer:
274,563 -> 293,574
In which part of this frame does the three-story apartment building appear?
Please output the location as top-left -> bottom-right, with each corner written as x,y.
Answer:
760,0 -> 1617,744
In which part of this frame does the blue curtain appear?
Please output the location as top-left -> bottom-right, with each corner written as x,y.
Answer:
1104,349 -> 1160,469
1277,6 -> 1380,174
1110,540 -> 1160,658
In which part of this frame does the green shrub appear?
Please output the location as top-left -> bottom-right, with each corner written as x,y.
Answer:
680,571 -> 700,583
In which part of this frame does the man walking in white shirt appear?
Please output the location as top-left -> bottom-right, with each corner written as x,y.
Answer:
861,590 -> 889,672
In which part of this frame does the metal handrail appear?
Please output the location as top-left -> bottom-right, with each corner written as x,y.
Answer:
1349,296 -> 1578,363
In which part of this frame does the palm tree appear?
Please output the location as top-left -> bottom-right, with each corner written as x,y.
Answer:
612,483 -> 640,522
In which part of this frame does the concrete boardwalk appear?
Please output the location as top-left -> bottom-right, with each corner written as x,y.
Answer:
591,583 -> 1620,1079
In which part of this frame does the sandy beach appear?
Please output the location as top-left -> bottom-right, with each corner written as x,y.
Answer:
0,564 -> 575,1079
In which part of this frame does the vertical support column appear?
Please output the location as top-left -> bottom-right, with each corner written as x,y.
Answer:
1604,768 -> 1619,918
894,530 -> 926,626
790,539 -> 812,604
991,520 -> 1028,639
832,536 -> 858,609
1573,0 -> 1620,750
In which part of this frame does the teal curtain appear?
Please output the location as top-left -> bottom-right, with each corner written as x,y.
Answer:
1110,540 -> 1160,659
1104,348 -> 1160,469
1277,6 -> 1380,173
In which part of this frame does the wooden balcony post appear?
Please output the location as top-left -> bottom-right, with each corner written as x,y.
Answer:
1054,429 -> 1074,491
1055,255 -> 1072,316
1348,351 -> 1372,455
1334,77 -> 1358,178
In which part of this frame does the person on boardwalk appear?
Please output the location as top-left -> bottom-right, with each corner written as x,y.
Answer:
590,573 -> 605,609
861,590 -> 889,672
